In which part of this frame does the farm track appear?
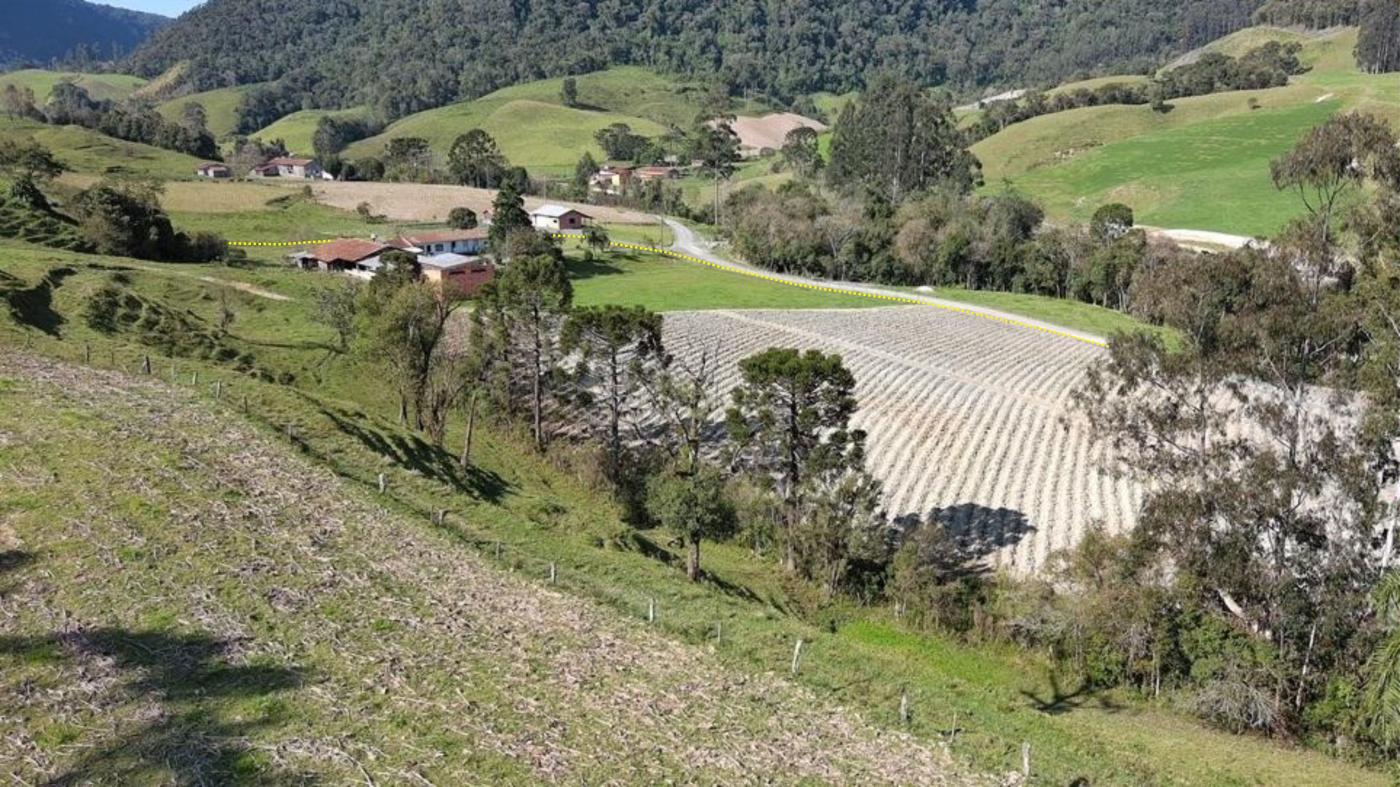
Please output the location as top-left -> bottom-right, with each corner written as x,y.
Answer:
664,308 -> 1142,573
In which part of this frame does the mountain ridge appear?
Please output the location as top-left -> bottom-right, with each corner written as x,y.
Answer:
0,0 -> 168,68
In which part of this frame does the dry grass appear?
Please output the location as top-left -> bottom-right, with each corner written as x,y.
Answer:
267,181 -> 659,225
0,352 -> 977,785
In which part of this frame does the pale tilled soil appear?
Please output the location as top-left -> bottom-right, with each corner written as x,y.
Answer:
664,307 -> 1143,575
273,181 -> 659,225
0,353 -> 977,785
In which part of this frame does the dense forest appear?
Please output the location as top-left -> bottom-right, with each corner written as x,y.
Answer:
126,0 -> 1265,120
0,0 -> 168,69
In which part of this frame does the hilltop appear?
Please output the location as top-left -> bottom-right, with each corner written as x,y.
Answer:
970,26 -> 1400,236
0,0 -> 166,69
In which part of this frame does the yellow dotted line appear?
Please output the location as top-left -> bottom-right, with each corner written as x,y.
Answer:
558,234 -> 1107,349
230,239 -> 339,247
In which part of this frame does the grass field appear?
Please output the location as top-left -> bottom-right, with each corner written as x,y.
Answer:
346,67 -> 770,177
971,27 -> 1399,236
0,118 -> 201,180
909,286 -> 1178,344
251,106 -> 373,156
0,69 -> 147,102
156,84 -> 260,141
0,242 -> 1388,785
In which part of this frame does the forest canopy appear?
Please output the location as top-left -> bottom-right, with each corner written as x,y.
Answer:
126,0 -> 1266,120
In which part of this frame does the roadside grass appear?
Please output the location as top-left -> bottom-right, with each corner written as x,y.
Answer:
0,117 -> 201,180
567,247 -> 882,312
906,286 -> 1178,345
971,27 -> 1398,236
0,245 -> 1388,785
0,69 -> 147,102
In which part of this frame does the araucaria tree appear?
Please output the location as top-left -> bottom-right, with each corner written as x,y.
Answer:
488,180 -> 533,251
448,128 -> 509,188
561,305 -> 665,482
472,251 -> 573,451
827,75 -> 982,204
726,348 -> 883,588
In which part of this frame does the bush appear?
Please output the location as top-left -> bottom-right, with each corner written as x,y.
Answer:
447,207 -> 478,229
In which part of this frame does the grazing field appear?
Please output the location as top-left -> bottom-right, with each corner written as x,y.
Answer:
0,69 -> 147,101
156,84 -> 260,140
972,27 -> 1399,236
0,118 -> 200,180
346,67 -> 772,176
251,106 -> 373,156
665,307 -> 1141,573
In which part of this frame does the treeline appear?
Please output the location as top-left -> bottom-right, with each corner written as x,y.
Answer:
126,0 -> 1264,121
0,140 -> 228,263
0,81 -> 217,159
1254,0 -> 1359,27
966,41 -> 1307,142
0,0 -> 166,70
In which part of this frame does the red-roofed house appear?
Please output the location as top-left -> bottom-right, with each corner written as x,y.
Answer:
195,162 -> 232,179
292,239 -> 390,273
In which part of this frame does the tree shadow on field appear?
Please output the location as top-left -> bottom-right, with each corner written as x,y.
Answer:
311,399 -> 511,503
1,266 -> 76,336
566,255 -> 626,282
0,627 -> 309,785
926,503 -> 1037,562
1021,670 -> 1123,716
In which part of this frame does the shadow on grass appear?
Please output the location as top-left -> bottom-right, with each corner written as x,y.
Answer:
566,256 -> 627,282
310,399 -> 511,504
1,267 -> 76,336
1021,671 -> 1123,716
0,627 -> 308,785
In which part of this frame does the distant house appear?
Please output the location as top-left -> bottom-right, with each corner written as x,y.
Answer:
251,156 -> 326,180
393,228 -> 489,256
530,204 -> 592,232
291,239 -> 389,275
418,253 -> 495,296
195,162 -> 232,179
590,166 -> 632,195
634,166 -> 681,181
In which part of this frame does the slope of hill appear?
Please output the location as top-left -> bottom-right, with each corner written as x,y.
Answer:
125,0 -> 1266,116
0,0 -> 167,68
156,84 -> 259,141
0,117 -> 200,179
343,68 -> 710,176
251,106 -> 372,157
0,352 -> 970,785
0,68 -> 146,102
0,239 -> 1387,785
971,27 -> 1398,236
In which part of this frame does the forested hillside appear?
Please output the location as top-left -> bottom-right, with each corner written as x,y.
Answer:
126,0 -> 1265,120
0,0 -> 168,68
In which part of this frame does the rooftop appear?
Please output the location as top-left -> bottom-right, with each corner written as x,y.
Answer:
530,204 -> 591,219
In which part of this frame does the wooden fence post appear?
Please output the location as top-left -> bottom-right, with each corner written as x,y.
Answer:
214,381 -> 222,400
549,562 -> 557,584
191,371 -> 198,386
715,622 -> 722,643
899,688 -> 910,726
377,473 -> 387,494
83,343 -> 91,364
790,638 -> 804,675
141,355 -> 151,375
647,597 -> 656,624
1022,742 -> 1031,780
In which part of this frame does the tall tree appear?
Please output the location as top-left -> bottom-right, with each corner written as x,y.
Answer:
562,305 -> 665,481
448,129 -> 509,188
827,75 -> 981,204
560,76 -> 579,107
689,116 -> 740,222
781,126 -> 822,178
488,180 -> 533,251
1357,0 -> 1400,74
646,467 -> 738,582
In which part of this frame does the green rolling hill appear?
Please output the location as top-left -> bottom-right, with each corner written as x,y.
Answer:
155,84 -> 260,141
970,27 -> 1399,237
0,69 -> 147,102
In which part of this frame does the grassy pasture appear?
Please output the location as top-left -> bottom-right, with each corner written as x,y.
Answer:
156,84 -> 260,140
0,117 -> 201,180
0,243 -> 1387,785
0,69 -> 147,102
251,106 -> 373,156
971,27 -> 1398,236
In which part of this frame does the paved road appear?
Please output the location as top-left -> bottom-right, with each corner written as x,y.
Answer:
663,219 -> 1109,347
